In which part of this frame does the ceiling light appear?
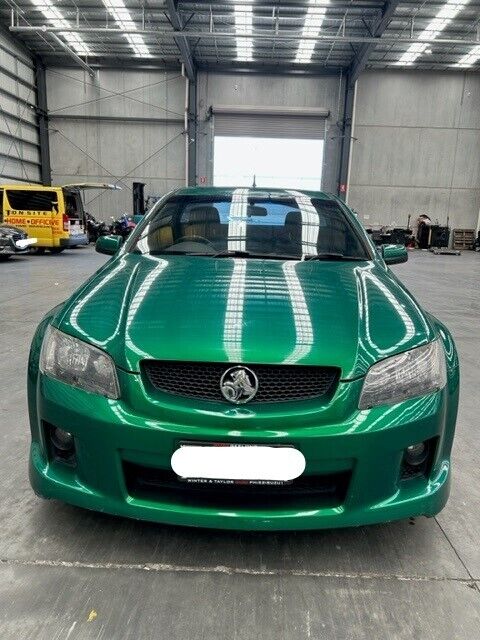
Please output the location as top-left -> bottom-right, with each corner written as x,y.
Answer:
102,0 -> 151,57
234,5 -> 253,61
453,44 -> 480,67
295,0 -> 329,64
30,0 -> 91,56
395,0 -> 470,66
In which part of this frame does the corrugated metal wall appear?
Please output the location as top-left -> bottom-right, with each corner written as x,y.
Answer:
45,67 -> 187,219
0,29 -> 41,184
349,70 -> 480,230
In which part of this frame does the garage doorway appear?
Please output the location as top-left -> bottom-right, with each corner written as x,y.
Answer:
211,107 -> 327,191
213,136 -> 324,190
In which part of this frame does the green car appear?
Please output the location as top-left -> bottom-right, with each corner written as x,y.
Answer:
28,187 -> 459,530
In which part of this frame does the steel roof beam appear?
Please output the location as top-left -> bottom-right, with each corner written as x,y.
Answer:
180,1 -> 383,8
165,0 -> 195,80
47,31 -> 95,77
349,0 -> 401,84
10,25 -> 480,48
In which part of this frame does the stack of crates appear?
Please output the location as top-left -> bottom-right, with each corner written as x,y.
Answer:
452,229 -> 475,251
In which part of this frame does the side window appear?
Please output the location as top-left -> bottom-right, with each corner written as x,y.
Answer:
6,190 -> 58,211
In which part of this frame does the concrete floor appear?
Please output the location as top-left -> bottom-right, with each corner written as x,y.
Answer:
0,246 -> 479,639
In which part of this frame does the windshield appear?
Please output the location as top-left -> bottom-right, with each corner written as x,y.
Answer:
129,192 -> 371,260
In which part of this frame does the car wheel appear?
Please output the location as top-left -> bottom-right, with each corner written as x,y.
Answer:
31,247 -> 46,255
48,247 -> 65,254
0,255 -> 11,261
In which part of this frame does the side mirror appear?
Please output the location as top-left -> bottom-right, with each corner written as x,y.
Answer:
382,244 -> 408,265
95,234 -> 122,256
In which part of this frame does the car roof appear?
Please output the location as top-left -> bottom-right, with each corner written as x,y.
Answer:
171,186 -> 337,200
0,184 -> 62,190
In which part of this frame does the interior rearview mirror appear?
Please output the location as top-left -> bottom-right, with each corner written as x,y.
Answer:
382,244 -> 408,265
95,234 -> 122,256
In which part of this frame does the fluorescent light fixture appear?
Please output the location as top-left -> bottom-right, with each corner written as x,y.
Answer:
295,0 -> 329,64
102,0 -> 151,57
30,0 -> 91,56
453,44 -> 480,67
234,5 -> 253,61
395,0 -> 470,66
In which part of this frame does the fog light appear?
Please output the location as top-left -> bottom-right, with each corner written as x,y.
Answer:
405,442 -> 428,466
51,428 -> 74,452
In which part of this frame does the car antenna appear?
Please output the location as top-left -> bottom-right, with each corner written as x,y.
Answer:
252,174 -> 256,188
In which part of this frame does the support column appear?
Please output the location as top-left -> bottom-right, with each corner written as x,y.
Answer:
337,76 -> 355,201
34,57 -> 51,186
187,77 -> 197,186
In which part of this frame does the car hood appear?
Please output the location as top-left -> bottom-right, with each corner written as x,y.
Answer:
0,225 -> 26,238
56,253 -> 435,378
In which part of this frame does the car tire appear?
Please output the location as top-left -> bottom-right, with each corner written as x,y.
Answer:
48,247 -> 65,254
0,255 -> 12,261
31,247 -> 46,255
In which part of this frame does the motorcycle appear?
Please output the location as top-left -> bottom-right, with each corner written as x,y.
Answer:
109,213 -> 136,240
85,212 -> 109,243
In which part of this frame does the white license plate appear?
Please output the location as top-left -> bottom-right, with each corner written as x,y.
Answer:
171,443 -> 305,485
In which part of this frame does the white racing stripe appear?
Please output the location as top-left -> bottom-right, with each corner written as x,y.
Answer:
223,258 -> 246,362
227,187 -> 249,251
282,261 -> 314,364
223,188 -> 250,360
288,189 -> 321,257
281,190 -> 316,363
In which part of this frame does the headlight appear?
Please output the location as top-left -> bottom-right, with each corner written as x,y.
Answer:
40,326 -> 120,399
359,340 -> 446,410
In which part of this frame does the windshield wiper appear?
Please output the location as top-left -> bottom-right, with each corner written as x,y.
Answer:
134,249 -> 295,259
138,249 -> 366,261
213,249 -> 298,260
213,249 -> 251,258
302,253 -> 366,261
135,249 -> 226,257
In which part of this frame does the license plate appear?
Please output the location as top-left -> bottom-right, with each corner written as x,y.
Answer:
171,442 -> 305,486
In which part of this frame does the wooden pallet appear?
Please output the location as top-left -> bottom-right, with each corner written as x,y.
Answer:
452,229 -> 475,251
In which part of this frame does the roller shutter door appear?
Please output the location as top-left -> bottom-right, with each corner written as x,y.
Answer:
211,106 -> 329,140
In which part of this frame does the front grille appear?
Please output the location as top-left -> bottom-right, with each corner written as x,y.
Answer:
142,361 -> 340,404
124,462 -> 351,509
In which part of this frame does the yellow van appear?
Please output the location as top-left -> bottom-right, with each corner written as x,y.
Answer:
0,183 -> 118,254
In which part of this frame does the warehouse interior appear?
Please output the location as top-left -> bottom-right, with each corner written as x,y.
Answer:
0,1 -> 479,638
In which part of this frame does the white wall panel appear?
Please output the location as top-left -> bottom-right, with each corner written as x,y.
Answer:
351,126 -> 458,188
46,68 -> 187,219
349,70 -> 480,230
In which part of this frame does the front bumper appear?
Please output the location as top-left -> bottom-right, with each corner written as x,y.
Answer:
60,233 -> 88,247
28,370 -> 457,530
0,241 -> 27,255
